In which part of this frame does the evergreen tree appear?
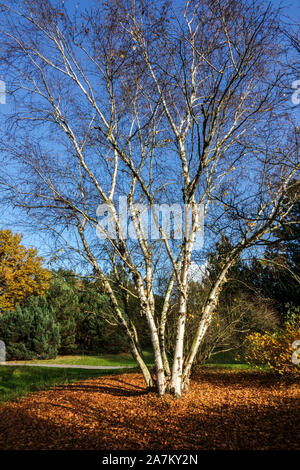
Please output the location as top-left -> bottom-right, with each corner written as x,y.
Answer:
0,296 -> 60,360
76,281 -> 128,354
248,197 -> 300,321
47,269 -> 80,354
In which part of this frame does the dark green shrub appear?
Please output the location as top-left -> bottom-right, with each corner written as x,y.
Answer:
0,296 -> 60,360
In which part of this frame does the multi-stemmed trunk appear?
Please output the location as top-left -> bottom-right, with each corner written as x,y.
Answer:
134,259 -> 236,397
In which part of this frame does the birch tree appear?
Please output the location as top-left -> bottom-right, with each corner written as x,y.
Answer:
0,0 -> 299,396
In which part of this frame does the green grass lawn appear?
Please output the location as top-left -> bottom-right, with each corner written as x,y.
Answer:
204,350 -> 249,369
204,350 -> 263,370
0,349 -> 257,404
203,363 -> 252,369
4,349 -> 250,371
0,365 -> 134,403
5,350 -> 155,367
0,350 -> 154,403
207,350 -> 243,364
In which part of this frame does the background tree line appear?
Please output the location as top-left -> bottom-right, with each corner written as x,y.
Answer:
0,225 -> 298,365
0,230 -> 150,359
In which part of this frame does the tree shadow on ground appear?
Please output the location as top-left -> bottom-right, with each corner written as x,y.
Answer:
0,371 -> 299,450
54,383 -> 147,397
0,395 -> 299,450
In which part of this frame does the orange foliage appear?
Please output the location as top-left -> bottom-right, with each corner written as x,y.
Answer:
0,370 -> 299,450
0,230 -> 52,311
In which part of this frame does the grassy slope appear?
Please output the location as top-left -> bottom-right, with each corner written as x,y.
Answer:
203,363 -> 252,369
0,351 -> 154,403
0,366 -> 134,403
5,350 -> 244,368
5,350 -> 155,367
204,350 -> 251,369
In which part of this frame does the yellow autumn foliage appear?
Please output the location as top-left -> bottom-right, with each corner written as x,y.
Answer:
0,230 -> 52,311
244,319 -> 300,379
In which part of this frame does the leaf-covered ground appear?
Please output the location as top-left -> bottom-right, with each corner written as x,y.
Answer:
0,369 -> 299,450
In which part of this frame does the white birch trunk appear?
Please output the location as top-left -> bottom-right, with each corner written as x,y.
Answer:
170,292 -> 187,396
130,341 -> 154,389
135,276 -> 166,395
143,303 -> 166,395
182,260 -> 236,389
